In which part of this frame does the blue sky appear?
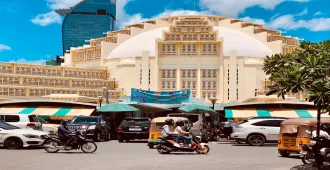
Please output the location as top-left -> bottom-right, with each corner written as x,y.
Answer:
0,0 -> 330,65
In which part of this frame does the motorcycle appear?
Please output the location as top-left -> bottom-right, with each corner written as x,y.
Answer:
312,137 -> 330,166
42,128 -> 97,153
206,127 -> 221,142
301,142 -> 315,164
157,133 -> 210,154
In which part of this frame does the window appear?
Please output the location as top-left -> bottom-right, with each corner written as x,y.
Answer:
97,9 -> 107,15
252,120 -> 283,127
28,115 -> 39,122
5,115 -> 20,122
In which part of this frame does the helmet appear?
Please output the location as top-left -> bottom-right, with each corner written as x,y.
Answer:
165,119 -> 174,126
61,120 -> 69,126
176,120 -> 184,126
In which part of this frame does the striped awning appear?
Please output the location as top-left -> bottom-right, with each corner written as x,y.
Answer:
225,109 -> 330,119
0,105 -> 95,117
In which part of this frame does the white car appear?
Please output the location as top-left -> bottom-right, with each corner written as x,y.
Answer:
0,114 -> 42,130
0,122 -> 47,149
231,118 -> 286,146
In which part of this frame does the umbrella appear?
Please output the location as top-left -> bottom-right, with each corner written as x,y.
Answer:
97,103 -> 139,112
178,104 -> 217,114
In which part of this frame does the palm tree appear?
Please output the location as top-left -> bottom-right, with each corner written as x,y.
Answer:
263,41 -> 330,137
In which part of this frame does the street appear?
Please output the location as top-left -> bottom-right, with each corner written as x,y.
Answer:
1,141 -> 301,170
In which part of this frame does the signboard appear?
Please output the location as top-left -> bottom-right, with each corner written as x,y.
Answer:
130,88 -> 190,104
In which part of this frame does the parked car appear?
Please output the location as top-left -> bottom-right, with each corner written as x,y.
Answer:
0,114 -> 42,130
0,122 -> 47,149
231,118 -> 286,146
167,113 -> 207,140
67,115 -> 112,142
118,117 -> 151,142
37,118 -> 59,134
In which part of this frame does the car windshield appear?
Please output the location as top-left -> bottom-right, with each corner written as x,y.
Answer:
71,117 -> 99,124
121,119 -> 150,127
0,122 -> 20,130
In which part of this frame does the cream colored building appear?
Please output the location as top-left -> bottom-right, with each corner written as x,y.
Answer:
58,15 -> 299,103
0,62 -> 122,102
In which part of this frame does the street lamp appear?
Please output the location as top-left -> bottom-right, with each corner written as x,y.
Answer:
97,96 -> 103,108
102,87 -> 109,104
210,98 -> 217,110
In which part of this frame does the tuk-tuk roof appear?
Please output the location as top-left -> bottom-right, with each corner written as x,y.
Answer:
151,117 -> 188,123
281,118 -> 330,126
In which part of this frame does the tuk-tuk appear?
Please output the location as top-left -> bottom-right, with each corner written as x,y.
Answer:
148,117 -> 189,149
278,118 -> 330,157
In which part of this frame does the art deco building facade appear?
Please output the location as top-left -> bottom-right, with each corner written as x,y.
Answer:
56,0 -> 116,54
0,63 -> 121,102
60,15 -> 299,103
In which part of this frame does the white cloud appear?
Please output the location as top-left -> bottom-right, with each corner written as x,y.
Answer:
314,11 -> 323,16
31,11 -> 62,26
46,0 -> 82,10
31,0 -> 83,26
240,16 -> 266,25
8,58 -> 46,65
199,0 -> 309,17
240,9 -> 330,32
0,44 -> 12,52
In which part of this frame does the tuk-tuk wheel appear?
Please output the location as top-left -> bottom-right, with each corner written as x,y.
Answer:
149,145 -> 154,149
278,150 -> 290,157
118,137 -> 124,143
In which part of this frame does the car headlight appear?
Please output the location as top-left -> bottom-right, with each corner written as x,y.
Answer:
88,125 -> 96,130
23,134 -> 40,139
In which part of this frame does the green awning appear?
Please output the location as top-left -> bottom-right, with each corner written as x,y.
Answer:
97,103 -> 139,112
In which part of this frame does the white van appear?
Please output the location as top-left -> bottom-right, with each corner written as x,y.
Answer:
167,113 -> 207,137
0,114 -> 42,130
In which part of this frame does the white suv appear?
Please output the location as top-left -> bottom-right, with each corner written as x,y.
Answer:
231,118 -> 286,146
0,115 -> 42,131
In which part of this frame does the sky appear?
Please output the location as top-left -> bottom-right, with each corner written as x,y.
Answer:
0,0 -> 330,65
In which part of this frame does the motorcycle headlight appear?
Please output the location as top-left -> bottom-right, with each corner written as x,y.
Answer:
310,140 -> 316,146
23,134 -> 40,139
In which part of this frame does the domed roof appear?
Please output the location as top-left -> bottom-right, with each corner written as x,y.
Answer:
108,26 -> 273,59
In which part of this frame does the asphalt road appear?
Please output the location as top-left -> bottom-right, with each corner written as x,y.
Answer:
0,141 -> 302,170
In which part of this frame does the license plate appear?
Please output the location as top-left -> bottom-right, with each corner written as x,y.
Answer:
129,128 -> 141,131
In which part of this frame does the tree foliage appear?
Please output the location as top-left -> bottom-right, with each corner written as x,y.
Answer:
263,41 -> 330,112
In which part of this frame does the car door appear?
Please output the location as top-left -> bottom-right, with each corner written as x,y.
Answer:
264,120 -> 283,141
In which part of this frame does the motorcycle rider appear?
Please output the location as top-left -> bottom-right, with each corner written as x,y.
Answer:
58,120 -> 75,148
174,120 -> 191,147
161,119 -> 176,140
312,123 -> 330,140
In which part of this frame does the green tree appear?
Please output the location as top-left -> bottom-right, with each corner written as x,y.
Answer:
263,41 -> 330,137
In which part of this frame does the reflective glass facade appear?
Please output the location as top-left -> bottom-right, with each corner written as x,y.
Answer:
58,0 -> 116,54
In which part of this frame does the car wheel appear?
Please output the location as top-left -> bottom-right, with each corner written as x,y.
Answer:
278,150 -> 290,157
94,132 -> 101,142
247,134 -> 265,146
125,139 -> 130,142
118,136 -> 124,143
4,137 -> 23,149
105,132 -> 111,141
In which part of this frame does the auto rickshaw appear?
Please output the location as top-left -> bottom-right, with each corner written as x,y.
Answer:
278,118 -> 330,157
148,117 -> 189,149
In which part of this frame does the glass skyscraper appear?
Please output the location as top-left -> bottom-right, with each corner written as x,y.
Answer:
56,0 -> 116,54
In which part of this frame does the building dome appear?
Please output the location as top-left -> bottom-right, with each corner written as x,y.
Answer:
108,19 -> 274,59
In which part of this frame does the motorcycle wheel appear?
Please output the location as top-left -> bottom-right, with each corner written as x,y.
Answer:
302,152 -> 314,164
157,145 -> 170,154
81,142 -> 97,153
196,145 -> 210,154
44,140 -> 60,153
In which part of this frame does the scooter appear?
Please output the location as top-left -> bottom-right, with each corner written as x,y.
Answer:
157,133 -> 210,154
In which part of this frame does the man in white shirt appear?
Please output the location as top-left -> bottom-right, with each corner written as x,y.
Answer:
312,124 -> 330,140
